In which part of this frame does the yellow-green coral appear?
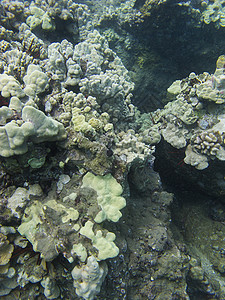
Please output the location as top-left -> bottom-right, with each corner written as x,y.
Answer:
137,56 -> 145,68
140,0 -> 166,17
26,5 -> 55,30
79,220 -> 119,260
201,0 -> 225,27
72,108 -> 95,136
71,243 -> 87,262
71,105 -> 113,137
82,172 -> 126,223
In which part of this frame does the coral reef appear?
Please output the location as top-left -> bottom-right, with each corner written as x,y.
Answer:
1,1 -> 225,299
114,129 -> 153,163
139,0 -> 167,18
17,172 -> 126,262
43,29 -> 135,126
0,74 -> 25,98
0,228 -> 18,297
26,3 -> 55,31
142,58 -> 225,166
77,0 -> 143,27
0,14 -> 144,296
81,172 -> 126,223
0,0 -> 28,30
144,56 -> 225,197
1,169 -> 127,299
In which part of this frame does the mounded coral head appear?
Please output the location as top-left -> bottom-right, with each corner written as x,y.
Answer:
72,255 -> 108,300
23,64 -> 49,98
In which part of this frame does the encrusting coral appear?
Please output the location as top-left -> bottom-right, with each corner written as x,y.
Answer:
15,172 -> 126,299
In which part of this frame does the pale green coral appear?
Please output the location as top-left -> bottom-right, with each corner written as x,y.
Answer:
71,243 -> 87,263
41,276 -> 60,300
0,120 -> 34,157
22,106 -> 66,143
161,123 -> 188,149
8,97 -> 23,113
184,144 -> 209,170
167,79 -> 182,96
0,107 -> 14,126
27,157 -> 46,169
26,4 -> 55,31
0,230 -> 17,296
72,107 -> 113,136
82,172 -> 126,223
79,221 -> 119,260
0,104 -> 66,157
17,200 -> 45,254
45,200 -> 79,223
0,233 -> 14,267
18,23 -> 47,59
0,74 -> 25,98
141,125 -> 161,145
114,129 -> 153,163
63,92 -> 114,137
17,173 -> 124,264
18,197 -> 80,261
23,64 -> 49,98
72,107 -> 95,136
7,184 -> 42,219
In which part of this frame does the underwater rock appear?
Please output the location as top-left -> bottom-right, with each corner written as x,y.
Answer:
174,196 -> 225,298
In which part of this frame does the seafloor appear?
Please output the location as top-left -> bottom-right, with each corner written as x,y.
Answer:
1,0 -> 225,299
